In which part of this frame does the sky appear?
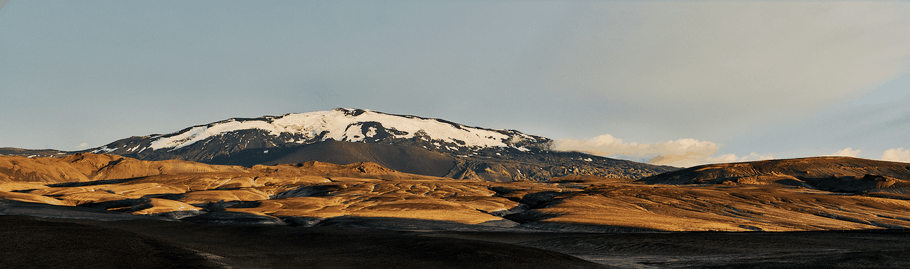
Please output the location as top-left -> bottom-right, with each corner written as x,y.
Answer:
1,1 -> 909,167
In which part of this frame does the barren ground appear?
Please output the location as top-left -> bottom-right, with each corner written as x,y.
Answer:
2,154 -> 910,268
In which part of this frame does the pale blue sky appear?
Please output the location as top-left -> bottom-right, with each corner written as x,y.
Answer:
2,1 -> 909,166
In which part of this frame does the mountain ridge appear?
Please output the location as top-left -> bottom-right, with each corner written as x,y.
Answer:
1,108 -> 677,181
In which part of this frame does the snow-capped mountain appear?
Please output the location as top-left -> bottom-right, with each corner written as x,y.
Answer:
148,108 -> 546,151
91,108 -> 551,159
5,108 -> 676,181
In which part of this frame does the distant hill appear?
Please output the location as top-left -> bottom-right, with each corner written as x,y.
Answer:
641,156 -> 910,194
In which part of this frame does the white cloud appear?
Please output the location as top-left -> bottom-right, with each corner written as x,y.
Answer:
829,147 -> 861,157
706,153 -> 739,164
555,134 -> 717,158
77,142 -> 88,149
555,134 -> 772,167
704,152 -> 774,164
881,148 -> 910,162
738,152 -> 774,162
646,154 -> 708,168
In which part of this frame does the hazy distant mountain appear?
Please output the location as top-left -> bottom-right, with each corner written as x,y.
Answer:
2,108 -> 677,181
0,147 -> 68,158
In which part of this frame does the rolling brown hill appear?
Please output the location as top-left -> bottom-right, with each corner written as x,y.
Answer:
0,152 -> 245,183
2,154 -> 910,233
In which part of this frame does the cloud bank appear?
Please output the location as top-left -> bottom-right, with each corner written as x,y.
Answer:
881,148 -> 910,162
554,134 -> 771,167
829,148 -> 861,157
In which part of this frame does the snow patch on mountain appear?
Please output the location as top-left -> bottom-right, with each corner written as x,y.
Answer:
91,146 -> 117,153
149,108 -> 522,150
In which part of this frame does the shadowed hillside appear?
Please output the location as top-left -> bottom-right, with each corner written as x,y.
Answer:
263,140 -> 456,177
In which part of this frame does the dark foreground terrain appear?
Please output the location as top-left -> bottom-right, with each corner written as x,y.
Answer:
0,215 -> 602,269
3,214 -> 910,269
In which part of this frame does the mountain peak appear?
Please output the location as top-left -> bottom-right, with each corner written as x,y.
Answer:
3,109 -> 677,181
144,108 -> 547,152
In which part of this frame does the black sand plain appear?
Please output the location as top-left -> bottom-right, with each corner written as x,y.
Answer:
3,206 -> 910,269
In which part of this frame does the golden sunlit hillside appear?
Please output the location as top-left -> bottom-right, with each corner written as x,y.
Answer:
3,153 -> 910,232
